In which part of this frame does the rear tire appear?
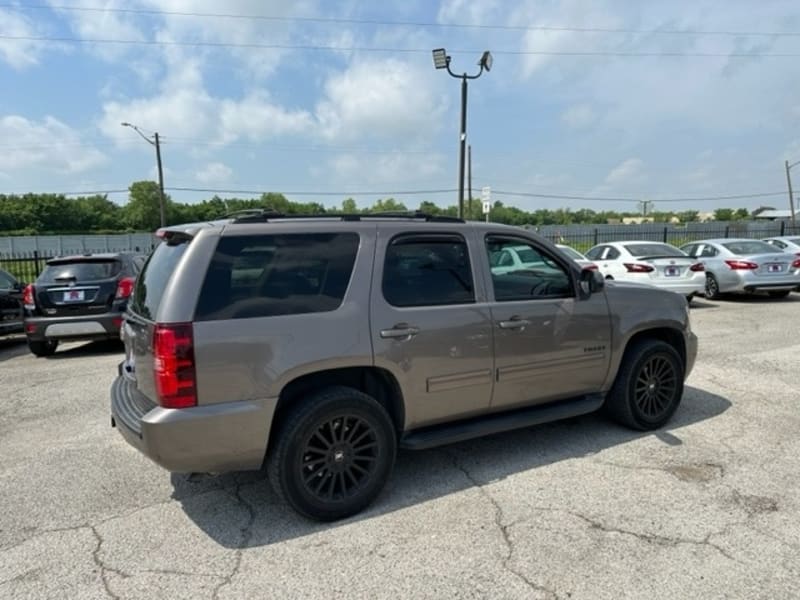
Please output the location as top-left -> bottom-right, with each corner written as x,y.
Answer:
28,339 -> 58,357
604,339 -> 684,431
685,295 -> 694,305
705,273 -> 721,300
267,386 -> 397,521
767,290 -> 791,299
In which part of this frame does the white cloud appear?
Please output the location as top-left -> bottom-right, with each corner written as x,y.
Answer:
0,115 -> 107,173
315,58 -> 447,142
219,94 -> 313,144
0,9 -> 49,68
561,104 -> 596,129
196,162 -> 233,184
328,152 -> 446,185
605,158 -> 645,185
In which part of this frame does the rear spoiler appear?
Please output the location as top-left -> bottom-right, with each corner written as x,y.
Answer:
155,218 -> 230,244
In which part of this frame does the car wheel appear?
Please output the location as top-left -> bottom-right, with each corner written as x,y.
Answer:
605,275 -> 614,280
705,273 -> 721,300
28,339 -> 58,357
267,386 -> 397,521
767,290 -> 791,299
685,295 -> 694,305
604,339 -> 684,431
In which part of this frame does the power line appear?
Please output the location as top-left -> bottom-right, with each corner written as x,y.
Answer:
166,187 -> 459,196
489,189 -> 787,203
3,34 -> 800,57
8,3 -> 800,38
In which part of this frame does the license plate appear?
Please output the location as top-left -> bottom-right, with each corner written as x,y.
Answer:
665,267 -> 680,277
63,290 -> 85,302
767,264 -> 783,273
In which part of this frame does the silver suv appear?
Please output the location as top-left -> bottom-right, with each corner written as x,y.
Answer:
111,212 -> 697,521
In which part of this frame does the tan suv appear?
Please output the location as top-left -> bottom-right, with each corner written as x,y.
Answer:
111,212 -> 697,521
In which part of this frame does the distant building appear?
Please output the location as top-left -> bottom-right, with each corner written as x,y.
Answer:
753,209 -> 800,221
621,217 -> 654,224
697,212 -> 715,222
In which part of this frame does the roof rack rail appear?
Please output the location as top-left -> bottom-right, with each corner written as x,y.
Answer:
230,209 -> 465,224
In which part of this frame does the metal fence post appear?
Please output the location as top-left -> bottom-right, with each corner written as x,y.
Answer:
593,228 -> 598,245
780,220 -> 785,236
33,250 -> 40,275
724,225 -> 730,238
662,227 -> 668,243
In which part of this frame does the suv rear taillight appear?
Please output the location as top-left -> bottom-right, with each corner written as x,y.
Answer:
153,323 -> 197,409
624,263 -> 654,273
23,284 -> 36,309
115,276 -> 135,299
689,263 -> 705,272
725,260 -> 758,270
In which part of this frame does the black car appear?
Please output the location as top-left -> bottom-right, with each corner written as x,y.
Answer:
0,268 -> 25,337
23,253 -> 144,357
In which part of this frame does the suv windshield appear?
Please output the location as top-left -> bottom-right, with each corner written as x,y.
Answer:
131,240 -> 189,320
38,259 -> 120,283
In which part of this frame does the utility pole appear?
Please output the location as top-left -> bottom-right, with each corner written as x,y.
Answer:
467,144 -> 472,219
121,122 -> 167,228
785,160 -> 797,228
154,132 -> 166,228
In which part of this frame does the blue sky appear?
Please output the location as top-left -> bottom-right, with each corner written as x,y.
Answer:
1,0 -> 800,213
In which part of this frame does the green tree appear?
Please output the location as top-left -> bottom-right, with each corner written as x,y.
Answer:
733,208 -> 749,220
713,208 -> 735,221
125,181 -> 172,231
341,198 -> 358,213
677,210 -> 699,223
369,198 -> 407,213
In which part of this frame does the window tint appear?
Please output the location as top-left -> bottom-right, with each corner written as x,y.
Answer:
681,244 -> 696,257
625,243 -> 685,258
585,246 -> 605,260
382,235 -> 474,307
0,270 -> 15,289
38,260 -> 120,283
722,241 -> 777,255
605,247 -> 620,259
558,246 -> 584,261
131,241 -> 190,320
699,245 -> 718,258
195,233 -> 359,321
487,237 -> 572,301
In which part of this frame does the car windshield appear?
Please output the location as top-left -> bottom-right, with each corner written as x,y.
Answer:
38,260 -> 120,283
515,248 -> 543,263
624,243 -> 685,258
722,241 -> 779,255
558,246 -> 584,260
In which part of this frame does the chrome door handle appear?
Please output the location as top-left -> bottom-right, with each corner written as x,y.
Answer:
380,326 -> 420,340
498,318 -> 531,330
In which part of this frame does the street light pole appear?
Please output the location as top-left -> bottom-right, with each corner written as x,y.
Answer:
121,122 -> 166,228
432,48 -> 493,219
785,159 -> 798,228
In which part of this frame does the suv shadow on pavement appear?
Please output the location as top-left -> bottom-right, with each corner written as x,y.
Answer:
43,339 -> 124,360
0,336 -> 28,362
169,384 -> 731,548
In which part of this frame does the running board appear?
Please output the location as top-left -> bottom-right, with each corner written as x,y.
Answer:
400,394 -> 605,450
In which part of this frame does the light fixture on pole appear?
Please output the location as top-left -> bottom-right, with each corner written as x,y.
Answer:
432,47 -> 493,219
121,122 -> 166,228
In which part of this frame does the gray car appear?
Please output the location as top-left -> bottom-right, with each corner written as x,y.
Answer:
680,238 -> 800,299
111,212 -> 697,521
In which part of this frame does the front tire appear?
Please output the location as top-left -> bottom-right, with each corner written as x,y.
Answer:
267,386 -> 397,521
28,339 -> 58,357
604,339 -> 684,431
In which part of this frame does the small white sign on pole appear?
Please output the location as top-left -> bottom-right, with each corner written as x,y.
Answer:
481,187 -> 491,222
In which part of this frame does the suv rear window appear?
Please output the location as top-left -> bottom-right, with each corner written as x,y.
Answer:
131,241 -> 190,320
38,259 -> 121,283
194,233 -> 359,321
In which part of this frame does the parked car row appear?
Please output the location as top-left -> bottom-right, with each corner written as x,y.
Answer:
555,236 -> 800,302
0,253 -> 145,355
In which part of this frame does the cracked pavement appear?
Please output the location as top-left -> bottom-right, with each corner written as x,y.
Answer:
1,295 -> 799,599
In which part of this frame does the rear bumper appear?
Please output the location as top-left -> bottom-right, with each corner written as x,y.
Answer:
25,311 -> 123,341
727,271 -> 800,293
110,373 -> 278,473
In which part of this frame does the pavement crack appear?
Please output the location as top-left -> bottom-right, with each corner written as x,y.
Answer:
567,511 -> 741,564
211,477 -> 257,600
443,450 -> 559,600
89,525 -> 129,600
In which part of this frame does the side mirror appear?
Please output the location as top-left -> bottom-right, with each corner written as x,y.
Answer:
579,267 -> 605,296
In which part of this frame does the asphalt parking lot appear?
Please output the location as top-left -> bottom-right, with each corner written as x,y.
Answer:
1,295 -> 799,600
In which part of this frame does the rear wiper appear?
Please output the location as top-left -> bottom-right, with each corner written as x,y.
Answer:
54,276 -> 77,282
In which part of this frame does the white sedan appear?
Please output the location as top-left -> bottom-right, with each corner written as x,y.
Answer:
585,241 -> 706,301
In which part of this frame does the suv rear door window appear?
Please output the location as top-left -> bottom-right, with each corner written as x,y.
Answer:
131,241 -> 190,320
382,234 -> 474,307
38,260 -> 120,283
195,233 -> 359,321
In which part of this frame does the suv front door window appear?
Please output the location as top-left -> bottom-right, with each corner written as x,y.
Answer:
485,236 -> 612,410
